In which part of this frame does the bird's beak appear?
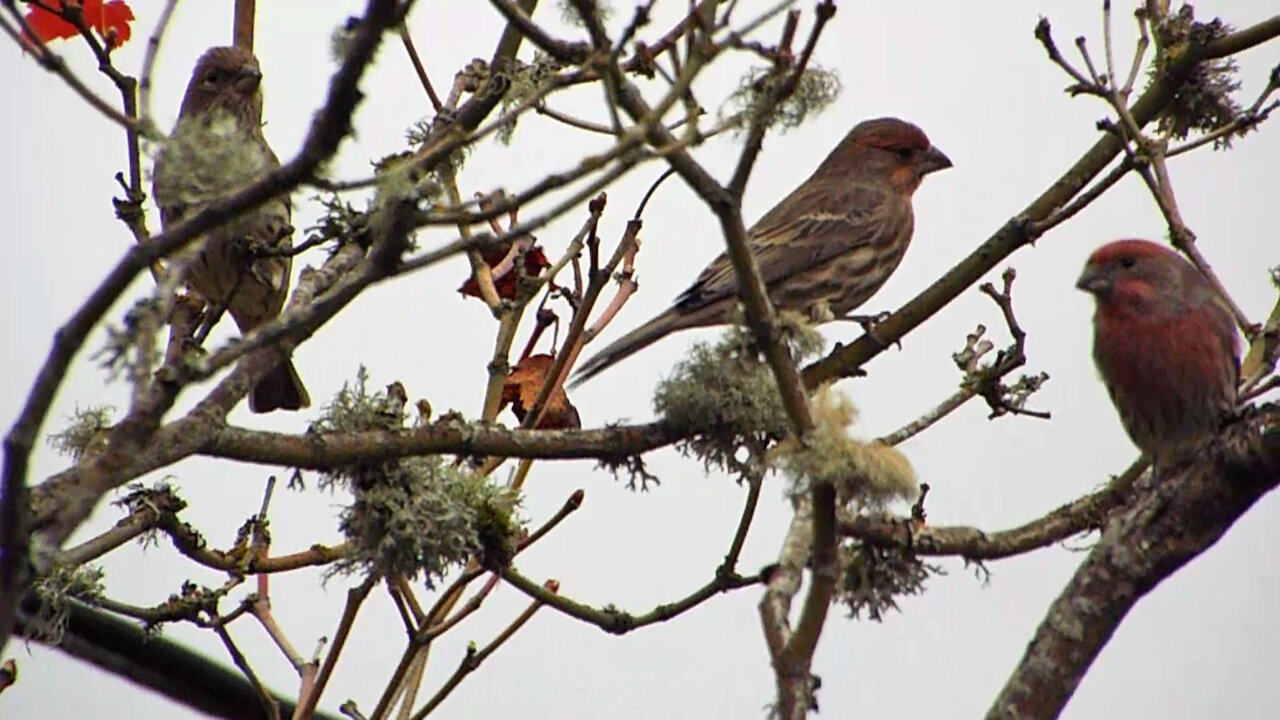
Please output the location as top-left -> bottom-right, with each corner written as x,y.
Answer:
1075,266 -> 1111,295
234,64 -> 262,92
918,145 -> 953,175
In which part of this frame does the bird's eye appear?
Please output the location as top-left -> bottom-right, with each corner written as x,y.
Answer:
1119,256 -> 1136,269
203,72 -> 220,85
895,147 -> 916,161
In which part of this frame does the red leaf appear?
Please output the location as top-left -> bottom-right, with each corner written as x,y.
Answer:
459,244 -> 550,301
25,0 -> 135,49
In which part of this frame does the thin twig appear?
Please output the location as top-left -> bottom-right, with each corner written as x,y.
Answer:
408,590 -> 550,719
1102,0 -> 1118,91
1033,18 -> 1095,92
1241,375 -> 1280,403
233,0 -> 256,50
500,565 -> 764,634
1029,156 -> 1133,235
1131,158 -> 1254,334
251,594 -> 306,673
400,26 -> 443,111
137,0 -> 178,132
0,10 -> 151,135
843,461 -> 1145,561
719,468 -> 764,576
1120,9 -> 1150,95
214,623 -> 280,720
876,387 -> 977,447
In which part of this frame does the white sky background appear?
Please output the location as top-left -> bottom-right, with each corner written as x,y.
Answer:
4,1 -> 1278,718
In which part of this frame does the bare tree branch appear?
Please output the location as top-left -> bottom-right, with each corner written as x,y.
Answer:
988,402 -> 1280,719
843,461 -> 1146,561
500,564 -> 764,635
202,420 -> 683,468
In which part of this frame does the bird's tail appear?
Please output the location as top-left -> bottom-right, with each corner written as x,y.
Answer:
249,358 -> 311,413
569,311 -> 690,388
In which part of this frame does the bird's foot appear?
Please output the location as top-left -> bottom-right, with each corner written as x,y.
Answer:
842,310 -> 892,334
807,302 -> 836,324
840,311 -> 901,350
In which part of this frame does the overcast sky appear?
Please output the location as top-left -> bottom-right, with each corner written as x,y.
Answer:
4,1 -> 1278,718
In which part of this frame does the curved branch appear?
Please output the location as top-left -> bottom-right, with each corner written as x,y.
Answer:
987,403 -> 1280,720
14,596 -> 345,720
842,461 -> 1144,561
1206,15 -> 1280,58
500,565 -> 764,635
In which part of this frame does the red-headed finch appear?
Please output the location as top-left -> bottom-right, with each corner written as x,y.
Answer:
153,46 -> 309,413
571,117 -> 952,386
1077,239 -> 1239,470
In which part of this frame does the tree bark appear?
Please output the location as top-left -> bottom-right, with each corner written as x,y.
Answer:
988,404 -> 1280,719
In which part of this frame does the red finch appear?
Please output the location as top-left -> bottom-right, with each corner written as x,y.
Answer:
1077,239 -> 1239,470
153,46 -> 310,413
571,117 -> 952,385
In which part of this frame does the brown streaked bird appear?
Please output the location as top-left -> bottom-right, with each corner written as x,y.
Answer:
153,45 -> 309,413
571,117 -> 952,386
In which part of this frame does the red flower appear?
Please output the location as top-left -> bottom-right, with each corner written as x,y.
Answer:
25,0 -> 135,49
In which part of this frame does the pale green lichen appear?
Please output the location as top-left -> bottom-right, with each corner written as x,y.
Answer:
112,481 -> 187,551
329,16 -> 361,62
308,366 -> 419,446
496,53 -> 566,145
402,119 -> 474,195
47,406 -> 114,461
721,64 -> 841,136
1149,6 -> 1242,141
332,456 -> 520,584
313,368 -> 521,584
94,296 -> 163,384
151,108 -> 271,207
769,387 -> 918,508
653,315 -> 823,474
836,540 -> 942,622
559,0 -> 614,26
306,194 -> 373,251
29,564 -> 106,645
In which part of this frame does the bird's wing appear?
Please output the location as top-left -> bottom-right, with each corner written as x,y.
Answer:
1182,261 -> 1243,384
1207,295 -> 1243,384
672,181 -> 898,312
151,143 -> 190,229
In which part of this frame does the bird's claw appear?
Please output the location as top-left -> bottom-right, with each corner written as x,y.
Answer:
846,310 -> 892,333
843,311 -> 900,349
807,303 -> 836,324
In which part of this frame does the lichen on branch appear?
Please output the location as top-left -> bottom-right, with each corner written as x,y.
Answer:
769,387 -> 919,508
653,314 -> 822,474
46,406 -> 114,462
310,368 -> 520,585
721,63 -> 841,135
